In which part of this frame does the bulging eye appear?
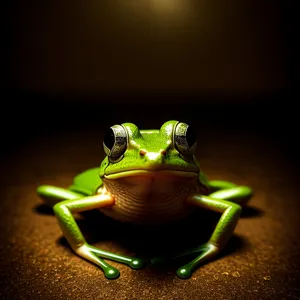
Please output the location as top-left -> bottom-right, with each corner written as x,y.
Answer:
174,122 -> 197,156
103,125 -> 127,161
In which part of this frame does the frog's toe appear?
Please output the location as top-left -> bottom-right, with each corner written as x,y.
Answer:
104,267 -> 120,279
129,258 -> 146,269
176,266 -> 192,279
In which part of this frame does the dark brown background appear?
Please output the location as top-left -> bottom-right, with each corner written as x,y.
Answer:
1,0 -> 299,299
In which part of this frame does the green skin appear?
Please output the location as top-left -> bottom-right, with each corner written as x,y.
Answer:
37,120 -> 252,280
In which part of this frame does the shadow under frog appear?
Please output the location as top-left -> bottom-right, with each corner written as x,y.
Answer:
34,203 -> 262,276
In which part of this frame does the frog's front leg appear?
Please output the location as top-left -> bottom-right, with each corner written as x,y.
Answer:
52,190 -> 145,279
152,195 -> 242,279
176,195 -> 242,279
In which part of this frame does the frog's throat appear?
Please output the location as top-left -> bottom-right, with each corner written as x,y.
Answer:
104,170 -> 198,180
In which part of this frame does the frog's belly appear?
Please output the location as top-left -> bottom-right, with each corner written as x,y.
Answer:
99,174 -> 199,225
99,195 -> 192,225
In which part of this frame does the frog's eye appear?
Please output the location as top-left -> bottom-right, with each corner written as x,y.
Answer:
174,122 -> 197,156
103,125 -> 127,161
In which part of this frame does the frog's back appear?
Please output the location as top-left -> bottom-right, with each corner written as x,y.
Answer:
69,167 -> 102,196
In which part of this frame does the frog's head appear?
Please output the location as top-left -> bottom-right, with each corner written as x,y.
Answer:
99,120 -> 200,180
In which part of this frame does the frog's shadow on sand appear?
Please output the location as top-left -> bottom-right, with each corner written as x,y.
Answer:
34,204 -> 263,275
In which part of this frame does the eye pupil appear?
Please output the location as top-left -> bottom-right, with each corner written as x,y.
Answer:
186,125 -> 196,148
103,128 -> 115,150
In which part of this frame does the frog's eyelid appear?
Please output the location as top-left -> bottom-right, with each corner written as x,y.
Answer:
120,124 -> 129,148
120,124 -> 140,149
122,124 -> 143,150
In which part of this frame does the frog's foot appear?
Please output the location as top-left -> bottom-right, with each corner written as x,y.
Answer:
76,244 -> 120,279
151,242 -> 219,279
176,243 -> 218,279
77,244 -> 146,279
53,193 -> 146,279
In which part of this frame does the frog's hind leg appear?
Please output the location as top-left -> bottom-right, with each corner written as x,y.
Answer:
36,185 -> 85,207
208,180 -> 237,192
37,168 -> 102,207
53,195 -> 145,279
208,180 -> 253,207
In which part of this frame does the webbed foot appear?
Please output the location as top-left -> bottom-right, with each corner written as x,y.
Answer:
78,244 -> 145,279
151,242 -> 219,279
76,244 -> 120,279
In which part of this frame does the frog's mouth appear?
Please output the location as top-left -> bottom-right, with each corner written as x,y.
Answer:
104,170 -> 198,180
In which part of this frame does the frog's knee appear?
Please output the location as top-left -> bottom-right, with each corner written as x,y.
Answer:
53,202 -> 62,215
37,185 -> 84,207
37,185 -> 60,207
209,185 -> 253,206
36,185 -> 50,197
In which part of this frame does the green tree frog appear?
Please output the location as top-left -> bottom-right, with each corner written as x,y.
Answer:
37,120 -> 252,280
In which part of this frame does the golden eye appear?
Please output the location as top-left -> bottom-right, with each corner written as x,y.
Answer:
174,122 -> 197,155
103,125 -> 127,161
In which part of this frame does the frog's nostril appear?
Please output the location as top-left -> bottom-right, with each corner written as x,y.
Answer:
140,149 -> 147,156
161,150 -> 167,157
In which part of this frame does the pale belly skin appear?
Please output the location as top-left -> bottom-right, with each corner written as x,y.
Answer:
99,172 -> 206,224
37,169 -> 252,280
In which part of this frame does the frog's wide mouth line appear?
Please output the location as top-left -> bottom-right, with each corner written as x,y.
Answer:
104,170 -> 198,180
